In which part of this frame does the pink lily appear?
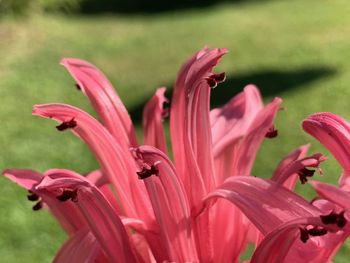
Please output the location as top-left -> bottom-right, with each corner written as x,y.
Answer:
3,48 -> 346,262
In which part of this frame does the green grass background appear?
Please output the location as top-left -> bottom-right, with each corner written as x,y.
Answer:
1,0 -> 350,261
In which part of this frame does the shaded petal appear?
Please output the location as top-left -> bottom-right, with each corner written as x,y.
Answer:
203,176 -> 321,235
3,169 -> 42,189
233,97 -> 282,176
142,87 -> 168,154
61,58 -> 138,147
36,175 -> 138,262
211,85 -> 263,157
132,145 -> 198,262
54,228 -> 105,263
303,112 -> 350,173
33,103 -> 152,221
251,217 -> 346,263
310,180 -> 350,211
170,47 -> 228,208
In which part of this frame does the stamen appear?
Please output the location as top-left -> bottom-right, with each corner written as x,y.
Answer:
137,165 -> 159,180
27,191 -> 39,201
297,167 -> 315,184
210,72 -> 226,83
56,189 -> 78,202
205,77 -> 217,88
265,126 -> 278,139
299,228 -> 309,243
75,83 -> 81,90
56,118 -> 77,131
32,201 -> 43,211
320,211 -> 347,228
308,226 -> 327,237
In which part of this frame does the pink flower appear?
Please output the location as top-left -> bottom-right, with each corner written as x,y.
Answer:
3,48 -> 348,262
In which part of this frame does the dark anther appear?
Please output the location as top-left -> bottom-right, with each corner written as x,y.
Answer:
56,118 -> 77,131
337,212 -> 347,228
210,72 -> 226,83
137,165 -> 159,180
320,211 -> 347,228
308,227 -> 328,237
299,228 -> 309,243
206,77 -> 217,88
56,189 -> 78,202
75,83 -> 81,90
32,201 -> 43,211
297,168 -> 315,184
27,191 -> 39,202
265,126 -> 278,139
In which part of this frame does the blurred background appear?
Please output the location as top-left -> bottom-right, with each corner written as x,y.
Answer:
0,0 -> 349,262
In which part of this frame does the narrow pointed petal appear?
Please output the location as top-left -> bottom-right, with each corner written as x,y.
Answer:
271,144 -> 309,189
132,145 -> 198,262
211,85 -> 263,157
33,103 -> 152,220
170,47 -> 228,207
251,217 -> 347,263
61,58 -> 138,147
3,169 -> 87,235
303,112 -> 350,173
142,87 -> 168,154
310,180 -> 350,211
272,153 -> 326,186
3,169 -> 42,189
203,176 -> 321,235
36,175 -> 138,262
233,97 -> 282,175
54,228 -> 104,263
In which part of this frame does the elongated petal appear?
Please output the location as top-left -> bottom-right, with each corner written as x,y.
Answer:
132,145 -> 198,262
61,58 -> 137,147
36,175 -> 138,262
311,180 -> 350,211
303,112 -> 350,173
203,176 -> 321,235
271,144 -> 309,189
3,169 -> 42,189
233,97 -> 282,176
33,103 -> 152,221
54,228 -> 104,263
142,87 -> 168,154
170,47 -> 227,208
3,169 -> 86,235
251,217 -> 347,263
211,85 -> 263,157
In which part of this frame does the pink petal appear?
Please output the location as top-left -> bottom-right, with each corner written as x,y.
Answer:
54,228 -> 104,263
36,175 -> 138,262
251,217 -> 347,263
33,103 -> 152,221
3,169 -> 42,189
211,84 -> 263,157
170,47 -> 227,208
232,97 -> 282,176
132,145 -> 198,262
203,176 -> 321,235
303,112 -> 350,173
61,58 -> 138,147
310,180 -> 350,211
142,87 -> 168,154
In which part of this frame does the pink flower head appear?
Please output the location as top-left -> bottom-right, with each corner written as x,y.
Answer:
3,48 -> 348,262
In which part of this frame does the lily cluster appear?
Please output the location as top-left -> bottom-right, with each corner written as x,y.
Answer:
4,48 -> 350,262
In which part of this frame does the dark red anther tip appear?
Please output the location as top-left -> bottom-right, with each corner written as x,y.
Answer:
320,211 -> 347,228
206,77 -> 217,88
75,83 -> 81,90
56,189 -> 78,202
56,118 -> 77,131
299,228 -> 309,243
265,126 -> 278,139
211,72 -> 226,83
32,201 -> 43,211
308,227 -> 327,237
137,165 -> 159,180
297,168 -> 315,184
27,192 -> 39,202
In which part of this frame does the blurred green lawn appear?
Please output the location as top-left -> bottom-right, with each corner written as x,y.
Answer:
1,0 -> 350,261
